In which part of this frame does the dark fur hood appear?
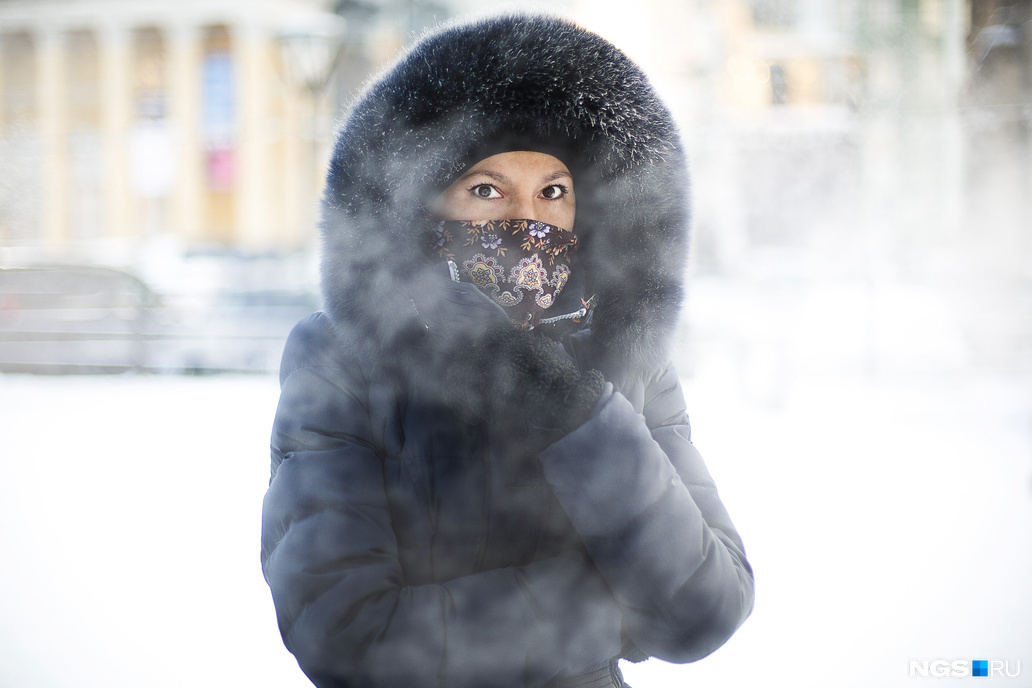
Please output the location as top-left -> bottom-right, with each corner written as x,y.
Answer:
320,13 -> 690,371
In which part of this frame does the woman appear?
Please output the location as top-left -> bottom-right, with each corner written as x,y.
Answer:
261,14 -> 754,688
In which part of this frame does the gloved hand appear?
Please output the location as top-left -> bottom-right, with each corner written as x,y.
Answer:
440,324 -> 605,447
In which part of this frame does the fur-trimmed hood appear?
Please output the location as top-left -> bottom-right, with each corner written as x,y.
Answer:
320,13 -> 690,371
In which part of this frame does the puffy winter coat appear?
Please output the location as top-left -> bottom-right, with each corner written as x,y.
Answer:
261,13 -> 753,688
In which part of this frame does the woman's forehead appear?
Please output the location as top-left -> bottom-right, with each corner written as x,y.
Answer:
461,151 -> 572,182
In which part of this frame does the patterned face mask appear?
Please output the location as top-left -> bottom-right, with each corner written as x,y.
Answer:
427,219 -> 580,327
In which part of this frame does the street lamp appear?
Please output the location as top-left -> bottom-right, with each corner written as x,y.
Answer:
276,12 -> 347,245
277,13 -> 348,96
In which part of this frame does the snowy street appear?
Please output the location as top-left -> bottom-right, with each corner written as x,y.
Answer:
1,276 -> 1030,688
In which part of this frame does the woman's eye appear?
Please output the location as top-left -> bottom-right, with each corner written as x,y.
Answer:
541,184 -> 567,200
470,184 -> 501,199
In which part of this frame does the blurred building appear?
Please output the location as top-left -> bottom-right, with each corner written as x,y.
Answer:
581,0 -> 1029,371
0,0 -> 1028,377
580,1 -> 1024,259
0,0 -> 423,260
596,0 -> 971,276
2,0 -> 1028,278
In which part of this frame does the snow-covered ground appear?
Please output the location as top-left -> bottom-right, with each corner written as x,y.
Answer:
1,276 -> 1029,688
0,374 -> 309,688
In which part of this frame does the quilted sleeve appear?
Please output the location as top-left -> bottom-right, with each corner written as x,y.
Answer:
537,362 -> 754,663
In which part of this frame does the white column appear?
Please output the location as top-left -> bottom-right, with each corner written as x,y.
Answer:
281,62 -> 306,250
98,21 -> 132,242
0,34 -> 8,246
0,34 -> 6,134
38,27 -> 68,247
233,22 -> 272,249
168,22 -> 203,244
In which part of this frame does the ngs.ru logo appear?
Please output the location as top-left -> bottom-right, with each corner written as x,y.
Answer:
909,659 -> 1021,678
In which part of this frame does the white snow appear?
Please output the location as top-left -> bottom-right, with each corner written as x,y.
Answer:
0,276 -> 1029,688
0,374 -> 311,688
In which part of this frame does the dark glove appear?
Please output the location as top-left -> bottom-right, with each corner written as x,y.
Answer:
441,325 -> 605,446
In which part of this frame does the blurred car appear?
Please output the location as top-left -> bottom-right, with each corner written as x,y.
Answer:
0,263 -> 320,375
0,264 -> 157,374
148,287 -> 320,374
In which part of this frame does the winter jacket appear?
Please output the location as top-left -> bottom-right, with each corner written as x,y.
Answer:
261,13 -> 754,688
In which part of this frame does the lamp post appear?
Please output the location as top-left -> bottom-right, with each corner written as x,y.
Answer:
277,13 -> 348,96
277,13 -> 347,243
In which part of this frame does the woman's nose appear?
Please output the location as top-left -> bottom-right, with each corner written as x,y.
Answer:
508,194 -> 537,220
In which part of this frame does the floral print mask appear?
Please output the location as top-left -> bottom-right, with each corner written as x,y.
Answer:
427,219 -> 579,327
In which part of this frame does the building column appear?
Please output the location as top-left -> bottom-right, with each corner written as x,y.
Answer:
168,22 -> 203,245
99,22 -> 132,242
281,59 -> 306,250
0,34 -> 6,134
233,22 -> 272,249
38,27 -> 68,247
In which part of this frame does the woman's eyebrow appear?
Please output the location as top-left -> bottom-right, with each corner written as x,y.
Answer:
458,169 -> 572,185
541,170 -> 572,183
459,169 -> 512,185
